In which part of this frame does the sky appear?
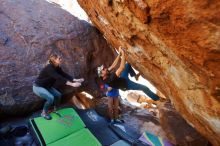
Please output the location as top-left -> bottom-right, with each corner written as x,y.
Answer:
46,0 -> 89,21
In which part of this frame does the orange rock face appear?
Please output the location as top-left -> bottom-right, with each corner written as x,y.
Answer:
77,0 -> 220,145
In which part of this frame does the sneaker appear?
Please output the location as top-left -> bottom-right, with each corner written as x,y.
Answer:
41,112 -> 52,120
109,119 -> 115,125
114,119 -> 124,124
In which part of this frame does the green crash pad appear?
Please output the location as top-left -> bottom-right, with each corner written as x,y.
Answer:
30,108 -> 86,145
48,128 -> 101,146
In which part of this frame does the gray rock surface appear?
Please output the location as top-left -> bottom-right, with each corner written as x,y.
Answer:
0,0 -> 115,116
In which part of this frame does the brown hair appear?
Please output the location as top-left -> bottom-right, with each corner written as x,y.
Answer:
47,53 -> 60,66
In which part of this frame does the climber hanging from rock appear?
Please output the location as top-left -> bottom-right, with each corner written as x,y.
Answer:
33,53 -> 84,120
97,46 -> 162,101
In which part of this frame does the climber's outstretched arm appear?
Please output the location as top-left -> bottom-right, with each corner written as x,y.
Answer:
108,54 -> 120,71
115,47 -> 125,77
108,46 -> 122,71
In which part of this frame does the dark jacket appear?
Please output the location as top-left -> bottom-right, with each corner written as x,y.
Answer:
103,72 -> 127,91
34,63 -> 73,88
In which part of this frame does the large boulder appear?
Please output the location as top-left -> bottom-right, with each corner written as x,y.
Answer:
158,101 -> 208,145
0,0 -> 115,116
77,0 -> 220,145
